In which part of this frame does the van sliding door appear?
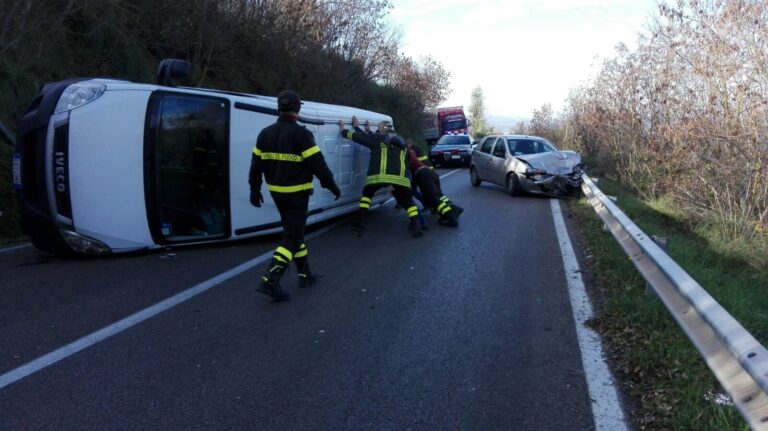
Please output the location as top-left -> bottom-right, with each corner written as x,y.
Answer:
145,92 -> 230,243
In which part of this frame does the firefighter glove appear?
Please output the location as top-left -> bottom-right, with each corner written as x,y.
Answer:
250,189 -> 263,208
326,183 -> 341,201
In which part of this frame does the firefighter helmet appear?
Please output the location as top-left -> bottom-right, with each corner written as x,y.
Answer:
378,121 -> 394,134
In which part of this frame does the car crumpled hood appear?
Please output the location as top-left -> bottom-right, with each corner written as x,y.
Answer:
515,151 -> 581,174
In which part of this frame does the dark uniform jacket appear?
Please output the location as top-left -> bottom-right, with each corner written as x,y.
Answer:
410,145 -> 432,168
341,129 -> 410,188
250,117 -> 335,196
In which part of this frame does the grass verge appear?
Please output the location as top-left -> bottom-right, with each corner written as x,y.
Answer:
568,177 -> 766,431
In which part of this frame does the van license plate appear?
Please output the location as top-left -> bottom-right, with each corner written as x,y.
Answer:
12,153 -> 21,189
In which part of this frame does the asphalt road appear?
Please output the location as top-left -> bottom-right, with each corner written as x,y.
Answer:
0,168 -> 597,430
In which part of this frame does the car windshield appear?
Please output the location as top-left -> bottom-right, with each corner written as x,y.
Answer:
435,135 -> 471,146
506,139 -> 558,155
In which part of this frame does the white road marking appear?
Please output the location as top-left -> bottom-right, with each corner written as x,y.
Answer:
439,168 -> 461,180
550,198 -> 628,431
0,221 -> 339,390
0,170 -> 459,390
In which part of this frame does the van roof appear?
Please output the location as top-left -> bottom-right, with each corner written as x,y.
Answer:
92,78 -> 391,125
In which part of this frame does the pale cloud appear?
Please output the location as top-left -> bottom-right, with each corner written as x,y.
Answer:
389,0 -> 656,118
389,0 -> 477,19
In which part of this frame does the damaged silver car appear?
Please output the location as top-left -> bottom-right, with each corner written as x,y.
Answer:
469,135 -> 584,197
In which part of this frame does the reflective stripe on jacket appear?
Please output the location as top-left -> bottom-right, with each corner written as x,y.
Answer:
249,117 -> 335,195
342,129 -> 410,188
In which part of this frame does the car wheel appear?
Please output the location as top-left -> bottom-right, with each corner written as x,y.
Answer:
470,166 -> 481,187
506,173 -> 521,196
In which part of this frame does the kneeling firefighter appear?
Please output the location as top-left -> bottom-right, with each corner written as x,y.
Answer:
249,90 -> 341,301
339,116 -> 424,237
406,142 -> 464,226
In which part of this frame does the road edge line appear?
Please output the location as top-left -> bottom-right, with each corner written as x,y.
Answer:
550,198 -> 629,431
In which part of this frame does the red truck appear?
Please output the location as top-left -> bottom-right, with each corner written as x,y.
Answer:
437,106 -> 469,136
422,106 -> 469,144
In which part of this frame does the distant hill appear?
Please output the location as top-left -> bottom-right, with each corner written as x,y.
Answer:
486,115 -> 530,134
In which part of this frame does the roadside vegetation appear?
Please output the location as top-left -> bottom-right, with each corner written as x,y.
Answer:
569,175 -> 766,430
527,0 -> 768,268
513,1 -> 768,429
0,0 -> 450,244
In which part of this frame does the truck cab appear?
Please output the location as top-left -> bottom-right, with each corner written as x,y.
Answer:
436,106 -> 469,136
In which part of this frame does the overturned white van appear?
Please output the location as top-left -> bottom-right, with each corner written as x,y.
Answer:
13,60 -> 391,255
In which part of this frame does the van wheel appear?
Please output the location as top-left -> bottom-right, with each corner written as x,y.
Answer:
506,173 -> 521,196
470,166 -> 481,187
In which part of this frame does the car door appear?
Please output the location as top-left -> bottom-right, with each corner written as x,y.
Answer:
489,138 -> 508,185
474,136 -> 496,180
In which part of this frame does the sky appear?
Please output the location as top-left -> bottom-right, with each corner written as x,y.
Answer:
388,0 -> 660,120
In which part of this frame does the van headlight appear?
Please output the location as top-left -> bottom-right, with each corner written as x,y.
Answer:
54,83 -> 107,113
59,229 -> 112,255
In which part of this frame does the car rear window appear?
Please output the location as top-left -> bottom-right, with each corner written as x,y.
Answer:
436,135 -> 471,146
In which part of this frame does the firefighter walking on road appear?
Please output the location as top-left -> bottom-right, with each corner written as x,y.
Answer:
249,90 -> 341,302
339,116 -> 424,238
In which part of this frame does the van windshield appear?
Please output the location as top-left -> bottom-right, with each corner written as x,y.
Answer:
147,93 -> 230,242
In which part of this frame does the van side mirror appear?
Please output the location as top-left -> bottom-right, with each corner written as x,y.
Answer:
157,59 -> 191,87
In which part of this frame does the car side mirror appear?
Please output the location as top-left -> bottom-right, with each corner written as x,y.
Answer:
157,59 -> 191,87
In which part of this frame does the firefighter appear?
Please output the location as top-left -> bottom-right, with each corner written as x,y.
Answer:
406,141 -> 464,227
249,90 -> 341,302
360,121 -> 429,229
339,116 -> 424,238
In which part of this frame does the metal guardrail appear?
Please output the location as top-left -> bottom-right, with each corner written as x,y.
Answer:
581,174 -> 768,430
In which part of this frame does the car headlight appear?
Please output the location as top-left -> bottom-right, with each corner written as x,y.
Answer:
54,83 -> 107,113
59,229 -> 112,255
525,167 -> 547,175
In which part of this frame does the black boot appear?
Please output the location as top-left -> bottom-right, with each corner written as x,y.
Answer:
409,217 -> 424,238
256,258 -> 290,301
451,203 -> 464,218
438,210 -> 459,227
294,256 -> 318,288
351,208 -> 367,236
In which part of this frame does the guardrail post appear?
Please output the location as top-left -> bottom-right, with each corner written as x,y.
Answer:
645,235 -> 668,298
